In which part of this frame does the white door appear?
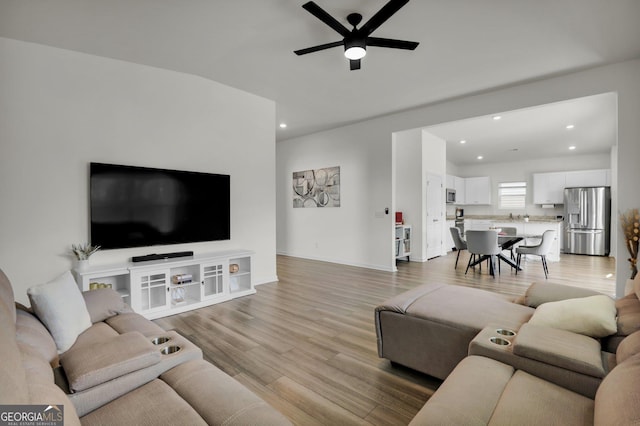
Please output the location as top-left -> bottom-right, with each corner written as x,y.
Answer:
426,174 -> 443,259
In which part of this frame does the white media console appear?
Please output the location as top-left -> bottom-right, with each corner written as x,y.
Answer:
73,249 -> 254,320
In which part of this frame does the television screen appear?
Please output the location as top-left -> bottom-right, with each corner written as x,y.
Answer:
90,163 -> 230,249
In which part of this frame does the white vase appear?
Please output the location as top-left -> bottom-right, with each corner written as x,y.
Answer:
76,259 -> 90,271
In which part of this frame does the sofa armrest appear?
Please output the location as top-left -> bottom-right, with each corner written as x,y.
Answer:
60,331 -> 161,392
512,323 -> 607,378
522,282 -> 603,308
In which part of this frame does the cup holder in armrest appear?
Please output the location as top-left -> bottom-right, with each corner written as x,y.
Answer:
489,337 -> 511,346
151,336 -> 171,345
160,345 -> 181,355
495,329 -> 516,337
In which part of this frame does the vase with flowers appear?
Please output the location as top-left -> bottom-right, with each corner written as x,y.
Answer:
71,243 -> 100,271
620,208 -> 639,280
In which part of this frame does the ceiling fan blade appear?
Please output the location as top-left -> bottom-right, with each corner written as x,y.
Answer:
350,59 -> 361,70
294,40 -> 343,56
302,1 -> 351,37
359,0 -> 410,36
367,37 -> 419,50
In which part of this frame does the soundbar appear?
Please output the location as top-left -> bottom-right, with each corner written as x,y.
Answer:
131,251 -> 194,263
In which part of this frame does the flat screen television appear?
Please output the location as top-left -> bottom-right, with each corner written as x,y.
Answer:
90,162 -> 230,249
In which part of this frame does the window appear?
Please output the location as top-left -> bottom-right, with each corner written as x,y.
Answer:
498,181 -> 526,209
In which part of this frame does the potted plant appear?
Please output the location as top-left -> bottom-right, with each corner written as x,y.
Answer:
620,209 -> 639,287
71,243 -> 100,270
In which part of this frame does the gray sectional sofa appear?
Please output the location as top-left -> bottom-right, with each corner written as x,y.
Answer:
0,268 -> 291,425
376,277 -> 640,425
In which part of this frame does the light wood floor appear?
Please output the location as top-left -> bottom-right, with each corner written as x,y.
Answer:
154,252 -> 616,425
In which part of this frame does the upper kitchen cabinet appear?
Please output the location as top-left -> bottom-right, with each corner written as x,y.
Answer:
464,176 -> 491,205
533,172 -> 566,204
533,169 -> 611,205
565,169 -> 611,188
454,176 -> 466,204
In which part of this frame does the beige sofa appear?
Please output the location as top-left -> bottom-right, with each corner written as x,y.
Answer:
377,277 -> 640,424
0,269 -> 291,425
409,332 -> 640,425
375,281 -> 638,380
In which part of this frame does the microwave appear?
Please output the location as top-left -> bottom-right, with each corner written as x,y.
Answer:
446,188 -> 456,204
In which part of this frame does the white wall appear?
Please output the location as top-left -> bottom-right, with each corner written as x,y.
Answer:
276,123 -> 394,271
394,129 -> 423,261
277,59 -> 640,296
0,38 -> 277,304
445,153 -> 611,218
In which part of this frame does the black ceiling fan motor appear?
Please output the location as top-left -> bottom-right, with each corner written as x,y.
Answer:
294,0 -> 419,71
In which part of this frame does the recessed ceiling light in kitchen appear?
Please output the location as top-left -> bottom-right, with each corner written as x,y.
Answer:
566,124 -> 575,129
569,146 -> 576,150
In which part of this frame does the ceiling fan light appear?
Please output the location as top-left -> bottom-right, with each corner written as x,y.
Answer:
344,46 -> 366,60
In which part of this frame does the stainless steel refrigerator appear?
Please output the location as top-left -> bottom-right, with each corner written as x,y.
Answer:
563,187 -> 611,256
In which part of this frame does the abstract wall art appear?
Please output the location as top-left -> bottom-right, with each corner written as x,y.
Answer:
292,166 -> 340,208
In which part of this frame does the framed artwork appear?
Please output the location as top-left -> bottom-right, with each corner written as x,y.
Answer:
293,166 -> 340,208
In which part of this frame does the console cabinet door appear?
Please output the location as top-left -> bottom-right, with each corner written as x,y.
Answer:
201,262 -> 226,300
130,269 -> 170,314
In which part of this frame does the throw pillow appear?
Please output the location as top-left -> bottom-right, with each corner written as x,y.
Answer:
82,288 -> 130,323
528,295 -> 617,338
27,271 -> 92,353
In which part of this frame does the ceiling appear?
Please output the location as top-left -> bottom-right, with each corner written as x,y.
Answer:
1,0 -> 639,143
427,92 -> 618,166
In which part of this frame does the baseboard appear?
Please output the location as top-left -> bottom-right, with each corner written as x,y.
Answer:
275,251 -> 395,272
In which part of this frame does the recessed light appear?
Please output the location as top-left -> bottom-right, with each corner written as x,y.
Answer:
493,116 -> 502,121
460,140 -> 467,144
279,123 -> 287,129
477,155 -> 483,160
569,146 -> 576,150
566,124 -> 575,129
606,273 -> 613,278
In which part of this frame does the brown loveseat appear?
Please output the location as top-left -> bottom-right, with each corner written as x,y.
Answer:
0,268 -> 291,425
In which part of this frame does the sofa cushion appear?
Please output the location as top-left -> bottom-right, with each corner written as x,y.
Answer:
512,323 -> 606,378
60,331 -> 161,392
105,312 -> 165,336
161,359 -> 292,426
490,370 -> 594,425
409,356 -> 515,425
15,308 -> 59,367
80,379 -> 208,426
616,330 -> 640,364
528,295 -> 617,338
522,281 -> 603,308
594,352 -> 640,425
28,271 -> 92,353
0,268 -> 16,323
82,288 -> 131,323
0,299 -> 29,404
615,293 -> 640,336
27,379 -> 82,426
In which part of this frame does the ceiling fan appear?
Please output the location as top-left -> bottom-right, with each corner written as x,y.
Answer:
294,0 -> 419,70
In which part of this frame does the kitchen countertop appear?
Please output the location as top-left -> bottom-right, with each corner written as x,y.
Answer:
451,215 -> 563,223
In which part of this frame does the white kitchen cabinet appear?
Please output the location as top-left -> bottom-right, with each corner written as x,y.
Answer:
492,222 -> 524,235
565,169 -> 610,188
533,172 -> 566,204
465,219 -> 493,231
454,176 -> 466,204
446,174 -> 455,189
464,177 -> 491,205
